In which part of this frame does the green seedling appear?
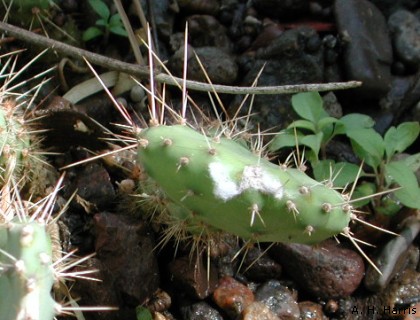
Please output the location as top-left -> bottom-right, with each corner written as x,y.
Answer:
82,0 -> 128,42
4,0 -> 52,12
270,92 -> 420,214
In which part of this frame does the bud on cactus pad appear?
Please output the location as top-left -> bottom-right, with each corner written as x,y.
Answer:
0,218 -> 57,320
137,124 -> 352,244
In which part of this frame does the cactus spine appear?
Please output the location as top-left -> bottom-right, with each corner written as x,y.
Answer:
137,124 -> 352,244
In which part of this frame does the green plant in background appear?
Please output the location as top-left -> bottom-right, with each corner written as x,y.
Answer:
270,92 -> 420,215
82,0 -> 128,42
5,0 -> 52,12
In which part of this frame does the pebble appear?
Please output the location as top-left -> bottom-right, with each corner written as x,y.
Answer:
241,302 -> 280,320
169,45 -> 238,84
270,240 -> 365,299
299,301 -> 327,320
169,255 -> 218,300
74,163 -> 116,211
388,10 -> 420,71
180,301 -> 223,320
242,246 -> 282,282
334,0 -> 393,98
254,280 -> 300,319
187,15 -> 232,51
364,213 -> 420,292
213,276 -> 255,318
177,0 -> 220,15
252,0 -> 308,18
92,212 -> 160,316
231,27 -> 324,132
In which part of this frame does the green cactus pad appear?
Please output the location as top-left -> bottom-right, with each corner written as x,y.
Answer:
0,105 -> 31,184
137,125 -> 351,244
0,219 -> 56,320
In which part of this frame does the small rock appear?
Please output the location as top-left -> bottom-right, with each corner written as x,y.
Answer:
231,27 -> 324,132
382,269 -> 420,308
74,163 -> 116,210
169,45 -> 238,84
177,0 -> 220,15
187,15 -> 232,51
241,302 -> 280,320
242,246 -> 282,282
254,280 -> 300,320
388,10 -> 420,71
252,0 -> 309,18
299,301 -> 327,320
270,240 -> 365,299
169,255 -> 218,300
93,212 -> 160,306
180,301 -> 224,320
335,0 -> 393,98
364,214 -> 420,292
213,276 -> 255,318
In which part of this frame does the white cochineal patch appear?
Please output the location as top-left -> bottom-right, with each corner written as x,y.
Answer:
208,162 -> 284,201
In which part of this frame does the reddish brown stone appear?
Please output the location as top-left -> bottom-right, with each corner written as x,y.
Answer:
213,276 -> 255,318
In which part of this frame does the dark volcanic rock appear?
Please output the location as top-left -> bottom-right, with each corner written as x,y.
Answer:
335,0 -> 393,98
270,240 -> 365,299
168,255 -> 218,300
93,212 -> 160,307
252,0 -> 309,19
169,45 -> 238,84
388,10 -> 420,71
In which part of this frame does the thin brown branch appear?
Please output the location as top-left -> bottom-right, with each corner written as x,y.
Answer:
0,21 -> 362,95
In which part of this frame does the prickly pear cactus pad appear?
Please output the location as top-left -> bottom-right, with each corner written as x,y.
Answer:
137,124 -> 352,244
0,218 -> 57,320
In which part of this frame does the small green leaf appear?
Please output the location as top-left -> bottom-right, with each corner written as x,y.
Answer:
136,306 -> 153,320
385,161 -> 420,209
352,182 -> 377,207
109,13 -> 123,26
318,116 -> 337,143
269,130 -> 303,152
301,132 -> 323,158
318,117 -> 338,130
110,25 -> 128,37
347,128 -> 385,169
88,0 -> 110,20
384,122 -> 420,159
335,113 -> 375,135
291,92 -> 328,123
401,153 -> 420,173
82,26 -> 103,42
312,160 -> 364,187
287,119 -> 316,132
95,19 -> 108,27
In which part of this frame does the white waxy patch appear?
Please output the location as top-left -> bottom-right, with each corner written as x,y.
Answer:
240,165 -> 284,199
208,162 -> 239,201
208,162 -> 283,201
